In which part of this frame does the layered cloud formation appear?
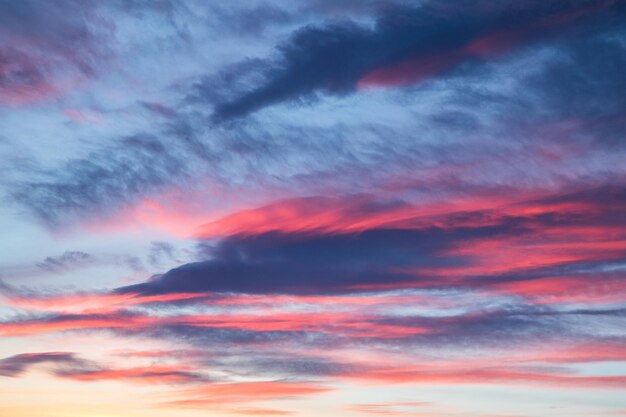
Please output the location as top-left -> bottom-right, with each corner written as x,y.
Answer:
1,1 -> 625,417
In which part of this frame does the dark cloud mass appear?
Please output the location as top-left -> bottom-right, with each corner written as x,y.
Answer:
209,0 -> 626,121
116,227 -> 485,295
117,185 -> 626,296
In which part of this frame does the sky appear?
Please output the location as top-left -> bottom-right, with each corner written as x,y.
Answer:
0,0 -> 625,416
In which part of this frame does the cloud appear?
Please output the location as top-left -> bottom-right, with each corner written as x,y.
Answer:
148,241 -> 177,267
194,194 -> 414,238
2,278 -> 623,398
115,227 -> 479,295
2,2 -> 625,415
11,38 -> 626,231
0,48 -> 55,105
0,351 -> 206,385
523,35 -> 626,144
165,381 -> 331,407
341,363 -> 626,388
7,0 -> 626,233
116,183 -> 626,296
0,309 -> 425,343
227,407 -> 294,416
3,292 -> 619,353
208,0 -> 623,120
346,402 -> 433,416
56,364 -> 206,384
1,286 -> 207,314
12,134 -> 188,228
0,0 -> 111,105
0,312 -> 156,336
36,250 -> 94,273
0,352 -> 79,377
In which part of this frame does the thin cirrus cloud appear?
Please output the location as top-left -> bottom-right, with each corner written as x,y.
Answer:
0,0 -> 111,106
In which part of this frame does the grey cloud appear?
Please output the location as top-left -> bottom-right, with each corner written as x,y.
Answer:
12,134 -> 187,228
0,352 -> 81,377
36,251 -> 95,273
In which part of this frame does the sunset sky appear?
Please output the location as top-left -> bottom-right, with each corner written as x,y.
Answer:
1,1 -> 626,416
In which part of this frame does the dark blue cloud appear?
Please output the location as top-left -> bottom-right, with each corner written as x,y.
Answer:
116,183 -> 626,296
117,221 -> 529,296
208,0 -> 625,121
